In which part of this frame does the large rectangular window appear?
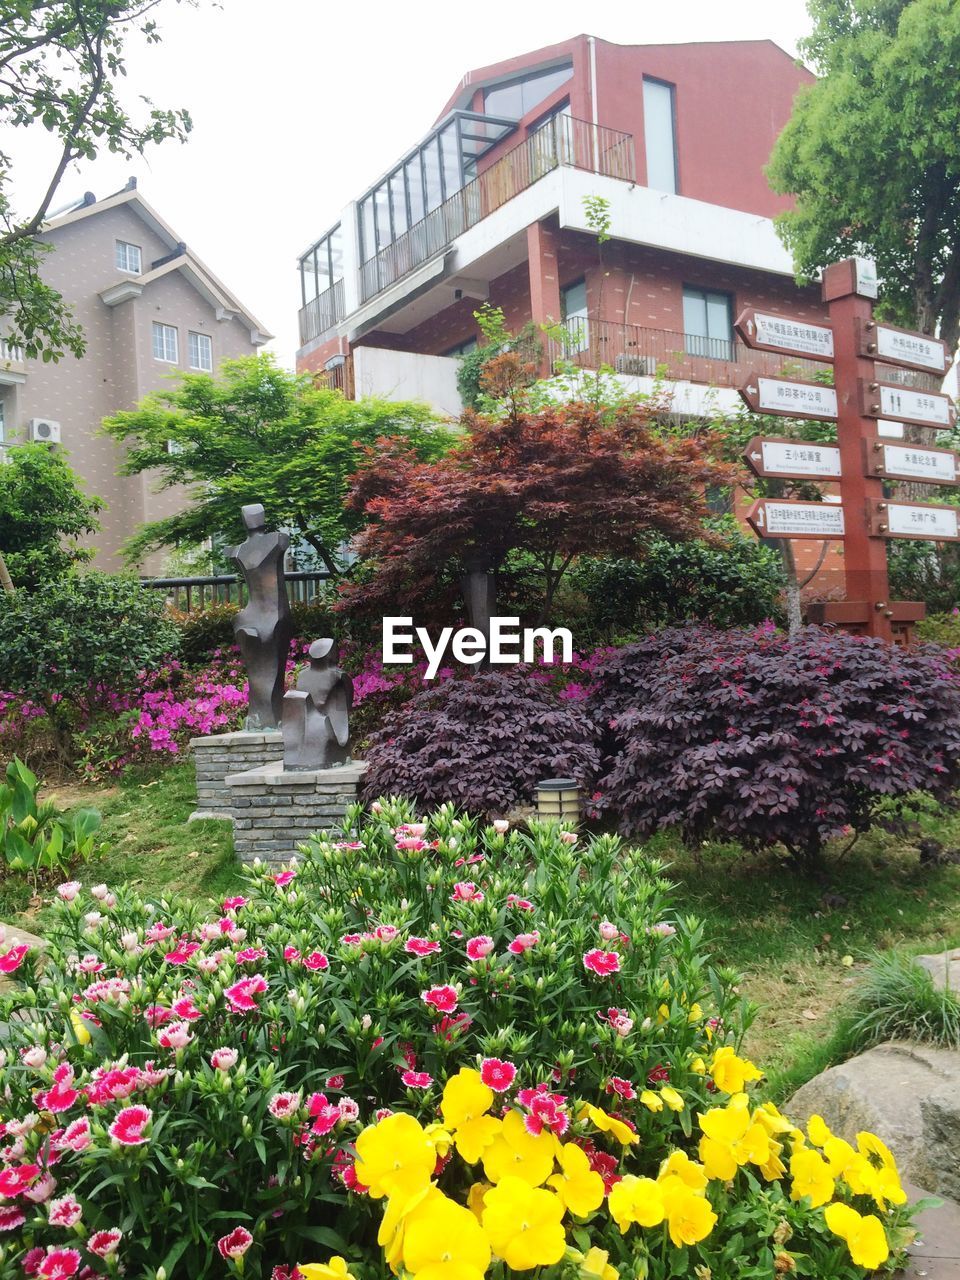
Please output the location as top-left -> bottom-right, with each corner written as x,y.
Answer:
188,331 -> 213,371
115,240 -> 141,273
643,78 -> 677,194
561,278 -> 589,353
682,286 -> 734,360
152,322 -> 178,363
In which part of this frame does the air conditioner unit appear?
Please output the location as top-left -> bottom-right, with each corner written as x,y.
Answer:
29,417 -> 61,444
614,353 -> 657,377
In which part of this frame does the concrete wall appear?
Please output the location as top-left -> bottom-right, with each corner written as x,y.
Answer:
352,346 -> 463,419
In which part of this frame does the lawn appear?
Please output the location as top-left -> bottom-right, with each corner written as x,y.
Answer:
3,759 -> 958,1099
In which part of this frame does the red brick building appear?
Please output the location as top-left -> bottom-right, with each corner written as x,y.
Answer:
294,35 -> 852,590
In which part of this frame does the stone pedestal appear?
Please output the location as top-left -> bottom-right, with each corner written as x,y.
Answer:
226,759 -> 367,864
189,730 -> 283,823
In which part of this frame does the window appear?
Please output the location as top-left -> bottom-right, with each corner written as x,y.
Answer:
561,278 -> 589,353
484,63 -> 573,120
682,287 -> 734,360
643,78 -> 677,194
444,337 -> 479,358
115,240 -> 142,273
188,331 -> 212,371
152,322 -> 178,363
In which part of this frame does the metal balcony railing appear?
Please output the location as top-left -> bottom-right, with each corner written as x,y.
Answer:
298,278 -> 345,347
358,115 -> 635,304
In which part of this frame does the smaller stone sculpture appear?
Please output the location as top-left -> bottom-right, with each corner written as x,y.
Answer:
282,639 -> 353,770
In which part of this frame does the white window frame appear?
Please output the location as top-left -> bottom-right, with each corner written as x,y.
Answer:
188,330 -> 213,372
115,240 -> 142,273
152,322 -> 179,363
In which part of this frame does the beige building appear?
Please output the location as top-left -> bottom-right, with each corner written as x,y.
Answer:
0,179 -> 272,571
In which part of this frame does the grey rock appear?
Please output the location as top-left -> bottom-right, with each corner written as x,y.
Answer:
915,948 -> 960,994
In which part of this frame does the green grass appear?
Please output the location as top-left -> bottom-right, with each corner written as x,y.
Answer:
2,763 -> 958,1103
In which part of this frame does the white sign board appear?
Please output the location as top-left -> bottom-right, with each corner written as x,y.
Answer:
758,440 -> 841,477
878,385 -> 953,427
759,502 -> 845,537
886,504 -> 959,539
756,378 -> 838,420
854,256 -> 879,298
877,419 -> 905,439
875,326 -> 948,374
881,444 -> 958,483
753,313 -> 835,360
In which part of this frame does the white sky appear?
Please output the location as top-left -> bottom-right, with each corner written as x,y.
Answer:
7,0 -> 813,367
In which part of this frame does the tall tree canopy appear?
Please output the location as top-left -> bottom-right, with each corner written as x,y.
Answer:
0,0 -> 192,361
342,385 -> 732,623
0,442 -> 102,589
768,0 -> 960,348
102,355 -> 452,574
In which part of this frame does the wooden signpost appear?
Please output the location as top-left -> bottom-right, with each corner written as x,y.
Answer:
737,256 -> 959,643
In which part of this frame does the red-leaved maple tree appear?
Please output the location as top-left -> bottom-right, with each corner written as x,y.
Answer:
340,380 -> 732,624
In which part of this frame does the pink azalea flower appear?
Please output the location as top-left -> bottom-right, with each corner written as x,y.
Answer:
583,948 -> 621,976
0,1204 -> 26,1231
224,974 -> 268,1012
210,1047 -> 238,1071
56,882 -> 81,902
222,896 -> 249,912
421,984 -> 459,1014
606,1076 -> 637,1100
47,1195 -> 82,1228
303,951 -> 329,971
465,935 -> 494,960
0,944 -> 29,974
452,881 -> 484,903
87,1229 -> 122,1258
508,931 -> 540,954
217,1227 -> 253,1260
401,1069 -> 433,1088
108,1105 -> 152,1146
38,1249 -> 81,1279
267,1091 -> 301,1119
480,1057 -> 517,1092
405,937 -> 441,957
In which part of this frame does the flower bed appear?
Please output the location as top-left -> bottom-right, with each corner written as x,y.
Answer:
0,804 -> 917,1278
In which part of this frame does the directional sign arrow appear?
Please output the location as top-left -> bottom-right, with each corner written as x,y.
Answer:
859,380 -> 956,430
871,501 -> 960,541
746,499 -> 845,540
868,440 -> 960,486
735,308 -> 835,361
739,375 -> 839,422
743,436 -> 842,481
856,319 -> 951,375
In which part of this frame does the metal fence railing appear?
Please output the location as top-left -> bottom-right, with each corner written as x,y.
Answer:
140,571 -> 331,613
298,278 -> 345,347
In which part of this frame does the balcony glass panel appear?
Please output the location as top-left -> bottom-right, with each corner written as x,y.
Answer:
389,173 -> 408,237
484,63 -> 573,119
406,157 -> 425,223
440,123 -> 461,200
423,137 -> 442,212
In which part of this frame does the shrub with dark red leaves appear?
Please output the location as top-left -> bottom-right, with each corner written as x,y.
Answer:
361,669 -> 600,816
589,625 -> 960,865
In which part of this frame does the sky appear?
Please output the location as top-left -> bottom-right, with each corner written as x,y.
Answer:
8,0 -> 814,366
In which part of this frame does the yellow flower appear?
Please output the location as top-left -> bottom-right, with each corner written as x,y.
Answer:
857,1130 -> 899,1173
690,1056 -> 706,1075
806,1114 -> 832,1147
466,1181 -> 490,1223
581,1246 -> 618,1280
841,1151 -> 907,1211
402,1189 -> 492,1280
354,1113 -> 436,1200
482,1109 -> 557,1187
660,1086 -> 685,1113
687,1002 -> 703,1024
579,1103 -> 639,1146
756,1138 -> 787,1182
822,1137 -> 859,1179
662,1182 -> 717,1248
657,1003 -> 670,1024
824,1202 -> 890,1270
697,1098 -> 751,1180
299,1259 -> 356,1280
69,1008 -> 91,1046
639,1090 -> 663,1113
482,1176 -> 566,1269
548,1141 -> 605,1217
441,1068 -> 500,1164
378,1185 -> 439,1270
789,1148 -> 835,1208
608,1175 -> 665,1233
708,1047 -> 763,1094
424,1122 -> 454,1158
659,1150 -> 708,1193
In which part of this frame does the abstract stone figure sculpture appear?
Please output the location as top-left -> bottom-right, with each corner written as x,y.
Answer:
282,639 -> 353,770
226,504 -> 292,730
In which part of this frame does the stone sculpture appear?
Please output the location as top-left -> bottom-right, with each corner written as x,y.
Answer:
282,639 -> 353,770
225,503 -> 292,730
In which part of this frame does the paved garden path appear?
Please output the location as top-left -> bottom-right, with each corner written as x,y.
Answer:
902,1185 -> 960,1279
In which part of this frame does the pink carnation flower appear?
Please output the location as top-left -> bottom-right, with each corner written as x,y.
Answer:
267,1091 -> 301,1119
599,921 -> 619,941
303,951 -> 329,971
157,1020 -> 193,1050
401,1070 -> 433,1088
0,944 -> 29,974
480,1057 -> 517,1092
217,1227 -> 253,1260
38,1248 -> 82,1279
0,1205 -> 26,1232
57,1119 -> 90,1152
606,1075 -> 637,1100
47,1195 -> 82,1228
465,935 -> 494,960
210,1047 -> 238,1071
421,984 -> 458,1014
508,931 -> 540,954
452,881 -> 484,903
405,937 -> 441,956
56,882 -> 81,902
224,974 -> 268,1012
583,948 -> 621,976
108,1105 -> 152,1146
222,896 -> 249,912
87,1229 -> 122,1257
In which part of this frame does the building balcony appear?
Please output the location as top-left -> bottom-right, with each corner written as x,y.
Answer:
356,115 -> 634,307
0,339 -> 26,386
298,279 -> 345,347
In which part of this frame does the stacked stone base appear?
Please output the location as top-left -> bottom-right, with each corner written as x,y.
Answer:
226,759 -> 367,864
189,730 -> 283,822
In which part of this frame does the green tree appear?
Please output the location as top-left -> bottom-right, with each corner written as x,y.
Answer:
0,442 -> 103,590
0,0 -> 193,362
101,354 -> 453,574
768,0 -> 960,348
